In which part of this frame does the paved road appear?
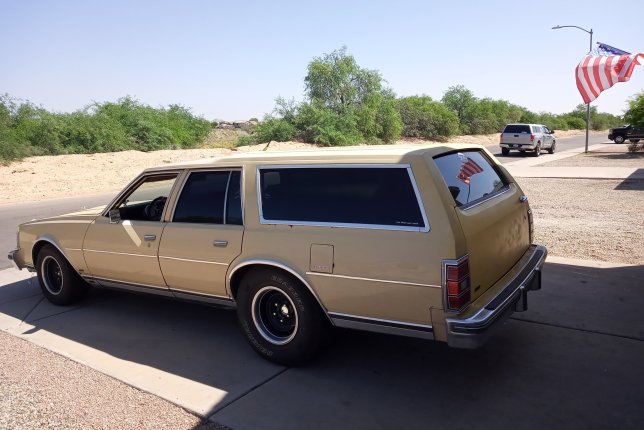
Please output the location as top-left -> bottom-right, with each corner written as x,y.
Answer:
491,131 -> 610,160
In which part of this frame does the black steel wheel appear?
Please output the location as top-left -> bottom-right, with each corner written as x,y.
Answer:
36,245 -> 88,305
236,269 -> 330,365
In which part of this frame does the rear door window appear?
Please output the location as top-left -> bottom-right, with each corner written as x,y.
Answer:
433,151 -> 508,207
503,125 -> 531,134
258,166 -> 427,231
173,170 -> 242,224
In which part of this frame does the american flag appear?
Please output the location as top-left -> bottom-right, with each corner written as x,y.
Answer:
576,44 -> 643,103
457,155 -> 483,185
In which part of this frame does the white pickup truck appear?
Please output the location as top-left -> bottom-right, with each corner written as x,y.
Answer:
500,123 -> 555,157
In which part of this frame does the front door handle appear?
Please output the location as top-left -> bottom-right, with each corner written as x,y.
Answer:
144,234 -> 157,241
213,240 -> 228,247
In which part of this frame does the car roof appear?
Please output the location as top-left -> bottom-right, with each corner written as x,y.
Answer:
143,143 -> 487,172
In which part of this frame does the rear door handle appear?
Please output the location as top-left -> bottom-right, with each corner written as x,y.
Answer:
144,234 -> 157,241
213,240 -> 228,247
519,195 -> 528,203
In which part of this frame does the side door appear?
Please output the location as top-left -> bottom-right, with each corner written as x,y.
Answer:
83,172 -> 180,293
158,169 -> 244,301
543,126 -> 553,148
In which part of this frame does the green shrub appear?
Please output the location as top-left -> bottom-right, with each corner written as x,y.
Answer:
235,135 -> 257,147
254,118 -> 297,143
397,96 -> 459,139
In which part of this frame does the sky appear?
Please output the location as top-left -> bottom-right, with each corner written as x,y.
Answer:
2,0 -> 643,121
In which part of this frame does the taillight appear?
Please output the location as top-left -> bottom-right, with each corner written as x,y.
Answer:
444,257 -> 471,312
530,134 -> 535,142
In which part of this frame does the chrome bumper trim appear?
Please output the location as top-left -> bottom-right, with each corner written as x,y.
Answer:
446,244 -> 547,349
8,249 -> 25,270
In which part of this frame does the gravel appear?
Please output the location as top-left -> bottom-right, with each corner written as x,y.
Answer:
0,330 -> 227,430
518,177 -> 643,265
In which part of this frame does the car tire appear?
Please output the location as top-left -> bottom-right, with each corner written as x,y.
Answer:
501,148 -> 510,156
629,139 -> 640,143
614,135 -> 625,144
36,245 -> 88,305
236,269 -> 330,366
548,141 -> 556,154
533,144 -> 541,157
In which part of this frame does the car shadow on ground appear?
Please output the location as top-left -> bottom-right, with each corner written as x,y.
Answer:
1,261 -> 643,430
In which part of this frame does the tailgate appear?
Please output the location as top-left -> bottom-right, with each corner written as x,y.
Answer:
433,150 -> 531,301
501,132 -> 532,145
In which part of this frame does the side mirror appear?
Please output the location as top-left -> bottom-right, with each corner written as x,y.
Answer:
108,208 -> 121,224
549,129 -> 555,134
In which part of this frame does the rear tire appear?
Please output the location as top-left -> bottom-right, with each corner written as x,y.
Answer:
501,147 -> 510,156
548,141 -> 556,154
629,139 -> 640,143
614,135 -> 625,144
533,144 -> 541,157
36,245 -> 88,305
236,269 -> 330,366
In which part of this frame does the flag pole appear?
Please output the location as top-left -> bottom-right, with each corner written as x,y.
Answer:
552,25 -> 594,153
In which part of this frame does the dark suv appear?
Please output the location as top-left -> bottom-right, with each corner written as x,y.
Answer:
608,125 -> 643,144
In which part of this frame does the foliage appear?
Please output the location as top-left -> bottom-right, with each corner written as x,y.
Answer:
305,46 -> 384,114
624,92 -> 644,128
253,117 -> 297,143
0,95 -> 211,162
396,96 -> 459,139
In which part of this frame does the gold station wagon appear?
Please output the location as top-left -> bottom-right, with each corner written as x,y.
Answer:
9,145 -> 546,365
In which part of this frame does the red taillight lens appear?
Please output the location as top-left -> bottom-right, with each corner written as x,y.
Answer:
530,134 -> 535,142
445,257 -> 471,312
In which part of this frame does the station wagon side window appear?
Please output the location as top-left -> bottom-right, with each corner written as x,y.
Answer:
433,151 -> 508,208
258,166 -> 427,231
173,170 -> 242,225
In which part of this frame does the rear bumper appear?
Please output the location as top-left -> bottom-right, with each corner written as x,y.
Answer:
500,143 -> 537,150
446,244 -> 547,348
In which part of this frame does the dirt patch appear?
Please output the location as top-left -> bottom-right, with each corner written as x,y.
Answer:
518,178 -> 643,265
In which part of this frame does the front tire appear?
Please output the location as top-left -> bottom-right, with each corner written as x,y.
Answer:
236,269 -> 330,366
36,245 -> 88,305
614,135 -> 625,144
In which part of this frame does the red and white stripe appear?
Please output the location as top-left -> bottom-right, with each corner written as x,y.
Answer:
576,53 -> 644,103
457,158 -> 483,185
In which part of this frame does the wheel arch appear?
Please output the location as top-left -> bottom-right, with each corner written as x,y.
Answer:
228,260 -> 333,323
32,237 -> 79,276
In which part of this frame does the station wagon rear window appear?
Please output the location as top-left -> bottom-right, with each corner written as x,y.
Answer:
258,166 -> 427,231
433,151 -> 508,207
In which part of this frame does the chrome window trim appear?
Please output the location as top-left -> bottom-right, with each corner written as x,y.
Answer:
256,164 -> 430,233
306,272 -> 441,289
223,171 -> 232,224
101,170 -> 183,218
227,259 -> 332,323
459,185 -> 511,211
158,255 -> 229,266
329,312 -> 434,340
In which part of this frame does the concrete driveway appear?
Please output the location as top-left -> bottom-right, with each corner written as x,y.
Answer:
1,257 -> 642,430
